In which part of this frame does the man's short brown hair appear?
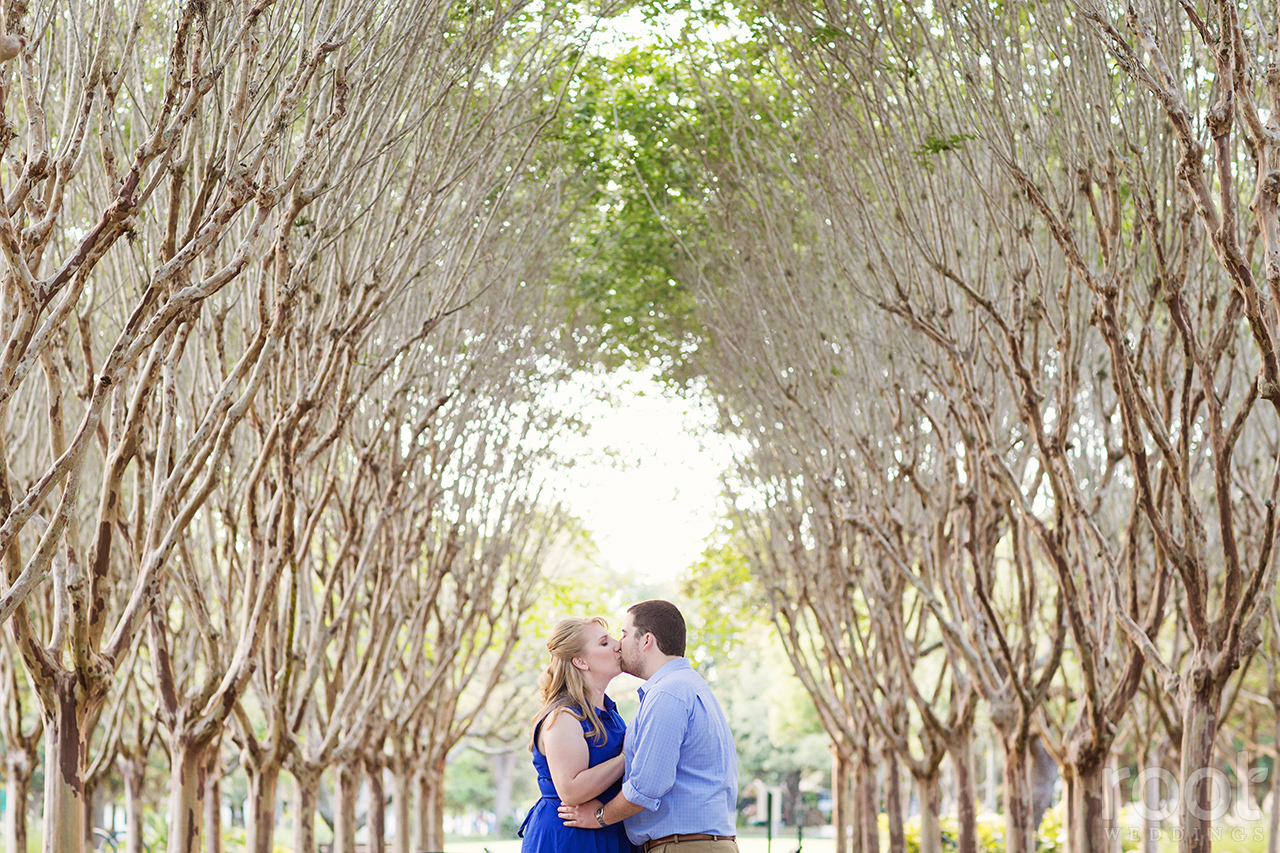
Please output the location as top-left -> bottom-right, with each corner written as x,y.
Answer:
628,599 -> 686,657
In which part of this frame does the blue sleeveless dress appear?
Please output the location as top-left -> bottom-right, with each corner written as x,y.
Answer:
518,695 -> 635,853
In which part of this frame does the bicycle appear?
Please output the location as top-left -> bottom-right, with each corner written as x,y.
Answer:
93,828 -> 120,853
93,826 -> 151,853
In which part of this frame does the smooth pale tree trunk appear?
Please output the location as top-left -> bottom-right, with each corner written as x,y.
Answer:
886,750 -> 905,853
1143,745 -> 1162,853
1269,724 -> 1279,853
1032,738 -> 1058,834
984,739 -> 997,814
392,753 -> 413,853
1067,758 -> 1115,853
84,781 -> 97,851
206,746 -> 224,853
43,685 -> 89,853
492,751 -> 516,830
334,760 -> 362,853
431,759 -> 447,848
950,725 -> 979,853
913,771 -> 942,853
783,771 -> 802,826
4,752 -> 35,853
833,746 -> 855,853
417,755 -> 447,852
1063,768 -> 1077,849
244,759 -> 282,853
121,757 -> 148,853
1063,722 -> 1119,853
165,739 -> 210,853
1000,732 -> 1036,853
1178,675 -> 1226,853
366,753 -> 387,853
1268,783 -> 1279,853
850,756 -> 864,853
413,764 -> 427,853
857,746 -> 879,853
294,764 -> 323,853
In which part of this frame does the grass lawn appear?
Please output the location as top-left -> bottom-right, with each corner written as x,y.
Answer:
448,829 -> 829,850
23,822 -> 1263,853
445,824 -> 1272,853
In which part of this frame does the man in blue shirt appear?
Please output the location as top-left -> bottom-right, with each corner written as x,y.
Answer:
559,600 -> 739,852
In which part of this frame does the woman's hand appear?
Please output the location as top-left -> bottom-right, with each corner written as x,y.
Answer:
558,798 -> 603,828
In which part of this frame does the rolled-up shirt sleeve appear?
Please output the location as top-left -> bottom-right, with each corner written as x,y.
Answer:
622,692 -> 689,811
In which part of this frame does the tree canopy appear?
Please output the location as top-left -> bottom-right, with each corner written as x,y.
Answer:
2,3 -> 1280,853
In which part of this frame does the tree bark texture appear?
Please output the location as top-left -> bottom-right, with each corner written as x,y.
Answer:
1178,673 -> 1225,853
492,750 -> 516,831
335,760 -> 361,853
3,751 -> 34,853
245,760 -> 282,853
121,757 -> 148,853
1001,734 -> 1036,853
367,754 -> 387,853
417,755 -> 447,853
83,781 -> 96,852
950,728 -> 979,853
886,749 -> 905,853
393,756 -> 413,853
833,745 -> 854,853
294,766 -> 323,853
1069,756 -> 1114,853
1269,718 -> 1279,853
1143,744 -> 1162,853
205,748 -> 223,853
857,745 -> 878,853
164,740 -> 209,853
42,677 -> 88,853
914,771 -> 942,853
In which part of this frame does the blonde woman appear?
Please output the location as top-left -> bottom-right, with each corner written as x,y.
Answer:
518,617 -> 634,853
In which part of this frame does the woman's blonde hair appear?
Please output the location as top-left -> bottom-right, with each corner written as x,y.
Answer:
529,617 -> 611,751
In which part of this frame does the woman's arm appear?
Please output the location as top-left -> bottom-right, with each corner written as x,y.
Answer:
539,710 -> 625,806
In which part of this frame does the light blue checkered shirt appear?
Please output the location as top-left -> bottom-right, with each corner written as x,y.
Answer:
621,658 -> 738,844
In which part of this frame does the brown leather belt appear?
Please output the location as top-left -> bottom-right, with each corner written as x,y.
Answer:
641,834 -> 736,852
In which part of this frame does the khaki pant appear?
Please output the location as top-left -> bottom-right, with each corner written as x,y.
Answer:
644,841 -> 739,853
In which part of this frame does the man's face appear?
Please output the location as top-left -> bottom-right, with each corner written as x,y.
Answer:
618,612 -> 645,677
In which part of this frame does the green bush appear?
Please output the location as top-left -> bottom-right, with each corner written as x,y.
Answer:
897,804 -> 1092,853
1037,804 -> 1066,852
898,812 -> 1005,853
1038,803 -> 1144,853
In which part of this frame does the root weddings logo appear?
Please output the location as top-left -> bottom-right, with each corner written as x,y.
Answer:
1102,752 -> 1269,823
1105,827 -> 1267,845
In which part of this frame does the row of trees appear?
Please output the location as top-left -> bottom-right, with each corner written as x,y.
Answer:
13,4 -> 1280,853
0,0 -> 603,852
599,2 -> 1280,853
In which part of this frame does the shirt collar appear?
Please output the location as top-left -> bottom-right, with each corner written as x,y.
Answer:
637,658 -> 690,702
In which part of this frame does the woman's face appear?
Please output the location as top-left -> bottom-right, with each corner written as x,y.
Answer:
578,621 -> 622,681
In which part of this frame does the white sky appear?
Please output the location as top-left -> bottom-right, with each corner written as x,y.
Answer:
542,9 -> 748,584
549,367 -> 734,582
590,5 -> 743,56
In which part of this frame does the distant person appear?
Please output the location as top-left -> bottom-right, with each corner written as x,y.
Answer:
518,616 -> 635,853
560,600 -> 738,853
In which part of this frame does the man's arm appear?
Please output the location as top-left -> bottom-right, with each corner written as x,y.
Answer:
558,793 -> 645,828
560,690 -> 690,829
615,691 -> 687,810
